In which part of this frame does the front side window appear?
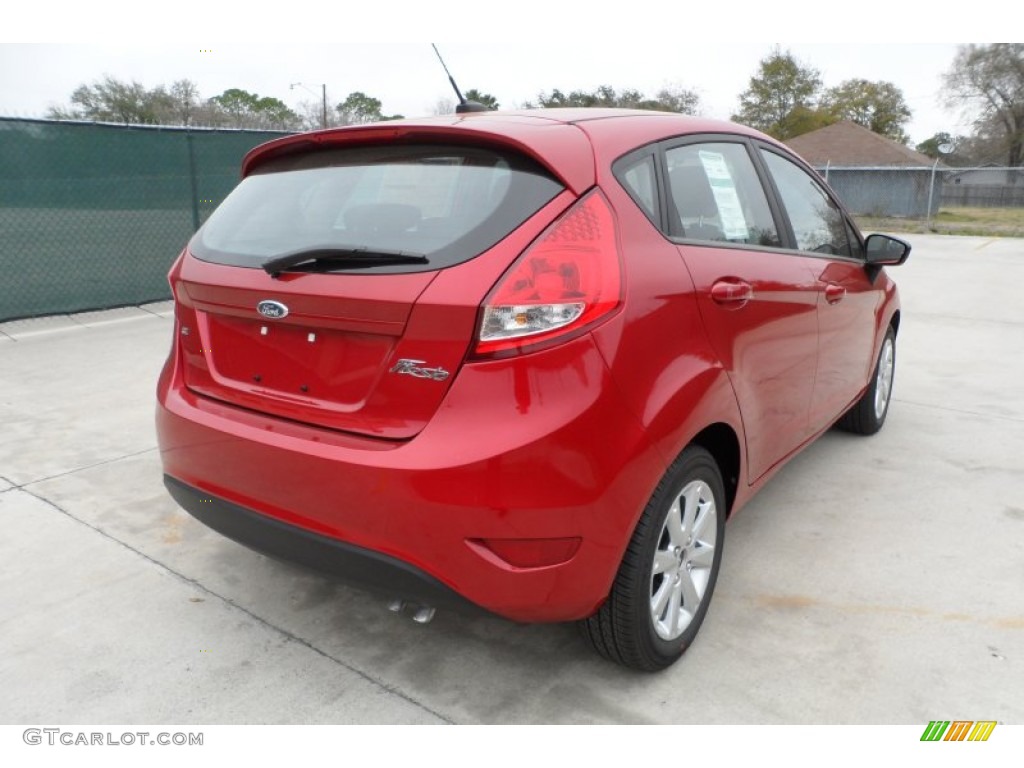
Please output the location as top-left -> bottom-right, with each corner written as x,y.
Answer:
190,144 -> 564,273
664,142 -> 780,247
761,150 -> 852,257
844,219 -> 865,259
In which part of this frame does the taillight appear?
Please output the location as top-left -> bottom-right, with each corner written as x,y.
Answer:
167,249 -> 185,299
473,189 -> 622,357
167,249 -> 197,339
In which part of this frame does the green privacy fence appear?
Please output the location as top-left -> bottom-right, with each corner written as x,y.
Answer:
0,118 -> 292,322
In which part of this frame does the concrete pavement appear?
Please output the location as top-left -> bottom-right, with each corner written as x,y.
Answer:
1,234 -> 1022,724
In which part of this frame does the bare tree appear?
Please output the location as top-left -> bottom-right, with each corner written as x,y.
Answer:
944,44 -> 1024,167
295,94 -> 346,130
48,75 -> 165,124
168,79 -> 201,126
432,97 -> 456,116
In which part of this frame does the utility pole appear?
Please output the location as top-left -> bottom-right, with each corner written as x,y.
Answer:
290,82 -> 328,129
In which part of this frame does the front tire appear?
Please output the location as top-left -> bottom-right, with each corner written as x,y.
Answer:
579,446 -> 726,672
836,326 -> 896,435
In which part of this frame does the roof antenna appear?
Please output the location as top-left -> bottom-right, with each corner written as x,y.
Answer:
432,44 -> 490,114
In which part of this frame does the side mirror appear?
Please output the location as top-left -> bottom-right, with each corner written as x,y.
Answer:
865,234 -> 911,266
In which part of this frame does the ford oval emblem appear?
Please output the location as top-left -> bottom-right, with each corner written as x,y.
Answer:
257,300 -> 289,319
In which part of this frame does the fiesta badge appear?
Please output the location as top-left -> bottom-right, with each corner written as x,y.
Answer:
256,300 -> 289,319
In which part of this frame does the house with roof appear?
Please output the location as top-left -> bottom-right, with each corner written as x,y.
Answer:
785,120 -> 944,217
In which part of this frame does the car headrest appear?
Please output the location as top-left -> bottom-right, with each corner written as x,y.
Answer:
670,166 -> 719,219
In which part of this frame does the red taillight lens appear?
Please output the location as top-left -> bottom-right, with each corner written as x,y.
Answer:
168,250 -> 197,343
473,189 -> 622,357
167,249 -> 186,300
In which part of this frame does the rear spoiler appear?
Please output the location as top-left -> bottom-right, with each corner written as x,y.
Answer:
240,121 -> 595,197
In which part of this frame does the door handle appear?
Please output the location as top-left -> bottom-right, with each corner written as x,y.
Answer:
824,283 -> 846,304
710,280 -> 753,307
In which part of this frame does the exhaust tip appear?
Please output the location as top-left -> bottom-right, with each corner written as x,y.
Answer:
387,598 -> 436,624
412,606 -> 436,624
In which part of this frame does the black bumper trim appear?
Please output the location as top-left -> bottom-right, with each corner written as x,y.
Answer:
164,475 -> 482,615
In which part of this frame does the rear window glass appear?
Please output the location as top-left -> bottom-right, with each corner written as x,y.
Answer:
190,144 -> 564,273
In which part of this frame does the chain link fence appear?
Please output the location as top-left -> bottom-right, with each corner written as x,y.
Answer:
817,163 -> 1024,221
4,120 -> 1020,323
0,118 -> 291,322
942,167 -> 1024,208
818,166 -> 941,218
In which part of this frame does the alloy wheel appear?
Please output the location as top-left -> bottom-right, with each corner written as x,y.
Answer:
650,480 -> 718,641
874,336 -> 895,421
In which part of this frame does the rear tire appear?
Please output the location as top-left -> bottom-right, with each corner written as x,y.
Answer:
836,327 -> 896,435
579,446 -> 725,672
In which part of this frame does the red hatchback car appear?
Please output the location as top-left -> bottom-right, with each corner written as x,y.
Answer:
156,109 -> 909,671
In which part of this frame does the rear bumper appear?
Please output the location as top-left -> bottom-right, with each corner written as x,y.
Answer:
156,332 -> 667,622
164,475 -> 479,613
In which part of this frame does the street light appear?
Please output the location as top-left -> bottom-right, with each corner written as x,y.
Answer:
290,82 -> 327,130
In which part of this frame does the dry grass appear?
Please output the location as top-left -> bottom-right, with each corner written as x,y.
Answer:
855,206 -> 1024,238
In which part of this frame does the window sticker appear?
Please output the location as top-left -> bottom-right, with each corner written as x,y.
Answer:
698,150 -> 749,240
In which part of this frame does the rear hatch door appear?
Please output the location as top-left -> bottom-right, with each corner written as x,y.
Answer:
175,137 -> 579,438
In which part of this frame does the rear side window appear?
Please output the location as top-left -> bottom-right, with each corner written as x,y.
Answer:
190,144 -> 564,272
616,154 -> 659,223
665,143 -> 781,247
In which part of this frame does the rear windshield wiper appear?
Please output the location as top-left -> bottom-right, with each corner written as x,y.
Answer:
262,246 -> 428,277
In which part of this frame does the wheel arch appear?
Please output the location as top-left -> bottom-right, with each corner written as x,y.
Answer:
688,423 -> 741,518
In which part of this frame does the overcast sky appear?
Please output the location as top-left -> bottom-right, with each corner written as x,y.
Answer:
0,42 -> 977,146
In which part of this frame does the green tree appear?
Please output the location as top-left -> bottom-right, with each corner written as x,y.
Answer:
525,84 -> 700,113
336,91 -> 403,124
527,85 -> 621,107
463,89 -> 499,110
732,48 -> 823,139
209,89 -> 299,129
649,86 -> 702,115
943,44 -> 1024,167
821,78 -> 912,142
336,91 -> 382,123
254,96 -> 300,129
209,88 -> 257,121
785,105 -> 837,137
